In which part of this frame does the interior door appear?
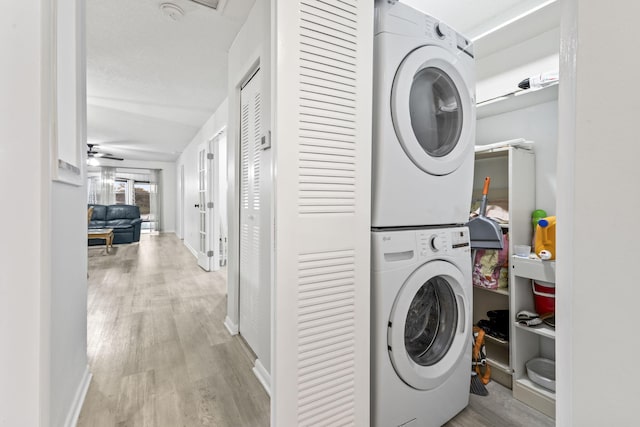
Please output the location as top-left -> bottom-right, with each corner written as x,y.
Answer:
392,46 -> 475,176
239,68 -> 262,353
388,260 -> 469,390
196,140 -> 220,271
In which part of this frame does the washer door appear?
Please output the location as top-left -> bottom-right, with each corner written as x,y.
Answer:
388,260 -> 469,390
391,45 -> 474,176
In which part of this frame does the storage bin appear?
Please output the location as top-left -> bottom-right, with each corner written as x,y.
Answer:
532,280 -> 555,315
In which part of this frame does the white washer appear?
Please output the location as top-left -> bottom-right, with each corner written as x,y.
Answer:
372,1 -> 476,228
371,226 -> 471,426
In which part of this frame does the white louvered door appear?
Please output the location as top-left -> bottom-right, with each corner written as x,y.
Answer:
273,1 -> 374,425
239,68 -> 262,355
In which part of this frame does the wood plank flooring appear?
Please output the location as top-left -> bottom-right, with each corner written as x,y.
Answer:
78,234 -> 270,427
446,381 -> 554,427
79,233 -> 553,426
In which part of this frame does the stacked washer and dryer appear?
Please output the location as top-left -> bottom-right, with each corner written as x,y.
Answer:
371,1 -> 476,426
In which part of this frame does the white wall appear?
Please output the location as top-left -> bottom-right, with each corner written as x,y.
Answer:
557,0 -> 640,425
177,99 -> 228,256
50,182 -> 90,427
97,158 -> 177,232
2,1 -> 89,426
477,101 -> 558,213
1,1 -> 49,424
226,0 -> 272,377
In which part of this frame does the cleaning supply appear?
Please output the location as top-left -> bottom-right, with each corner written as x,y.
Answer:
534,216 -> 556,260
532,280 -> 555,315
471,326 -> 491,395
518,70 -> 559,90
531,209 -> 547,247
467,177 -> 504,250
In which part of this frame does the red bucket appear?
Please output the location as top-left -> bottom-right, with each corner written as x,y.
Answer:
532,280 -> 555,315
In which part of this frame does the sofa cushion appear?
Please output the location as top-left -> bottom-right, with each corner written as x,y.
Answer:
106,219 -> 135,228
107,205 -> 141,220
90,204 -> 107,221
89,220 -> 107,228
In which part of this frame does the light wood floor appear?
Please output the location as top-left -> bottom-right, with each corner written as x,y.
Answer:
78,234 -> 270,427
446,381 -> 554,427
79,233 -> 553,427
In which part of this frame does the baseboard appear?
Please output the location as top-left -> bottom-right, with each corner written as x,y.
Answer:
252,358 -> 271,396
224,316 -> 239,335
184,241 -> 198,258
63,365 -> 92,427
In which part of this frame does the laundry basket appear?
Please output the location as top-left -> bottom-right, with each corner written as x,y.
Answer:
531,280 -> 555,315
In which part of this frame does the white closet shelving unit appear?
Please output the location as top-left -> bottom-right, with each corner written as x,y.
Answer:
472,1 -> 560,416
472,143 -> 535,388
511,257 -> 556,418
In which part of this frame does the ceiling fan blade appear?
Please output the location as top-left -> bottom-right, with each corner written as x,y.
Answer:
101,155 -> 124,161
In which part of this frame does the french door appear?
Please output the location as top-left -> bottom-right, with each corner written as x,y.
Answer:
196,137 -> 221,272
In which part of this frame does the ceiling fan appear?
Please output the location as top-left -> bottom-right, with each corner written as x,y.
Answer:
87,144 -> 123,161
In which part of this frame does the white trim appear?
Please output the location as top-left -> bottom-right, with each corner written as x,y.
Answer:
556,0 -> 576,424
224,316 -> 239,335
183,240 -> 198,258
252,358 -> 271,396
63,365 -> 92,427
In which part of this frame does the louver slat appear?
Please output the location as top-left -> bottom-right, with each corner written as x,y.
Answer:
298,0 -> 357,216
297,249 -> 356,425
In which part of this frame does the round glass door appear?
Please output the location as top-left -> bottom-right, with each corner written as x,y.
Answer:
409,68 -> 463,158
388,260 -> 469,390
405,276 -> 458,367
391,45 -> 474,176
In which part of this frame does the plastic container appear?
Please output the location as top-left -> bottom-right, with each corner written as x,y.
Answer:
526,357 -> 556,392
531,209 -> 547,247
532,280 -> 555,315
514,244 -> 531,257
534,216 -> 556,260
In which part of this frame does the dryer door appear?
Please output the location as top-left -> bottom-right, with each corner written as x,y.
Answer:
388,260 -> 469,390
391,45 -> 474,176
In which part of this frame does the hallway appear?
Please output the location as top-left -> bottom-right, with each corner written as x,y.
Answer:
78,234 -> 269,426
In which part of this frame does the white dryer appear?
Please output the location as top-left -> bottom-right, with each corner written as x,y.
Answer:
371,226 -> 471,426
372,1 -> 476,228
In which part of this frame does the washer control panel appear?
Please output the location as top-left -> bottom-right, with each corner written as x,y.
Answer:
372,227 -> 470,271
417,227 -> 470,258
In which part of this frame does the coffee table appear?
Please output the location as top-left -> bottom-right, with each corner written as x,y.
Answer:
88,228 -> 114,253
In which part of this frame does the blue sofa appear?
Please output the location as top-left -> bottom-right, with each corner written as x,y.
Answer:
89,204 -> 142,245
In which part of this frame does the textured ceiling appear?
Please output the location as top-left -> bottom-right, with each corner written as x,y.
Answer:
86,0 -> 255,162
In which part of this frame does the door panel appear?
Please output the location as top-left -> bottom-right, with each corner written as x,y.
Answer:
273,0 -> 374,424
197,137 -> 221,272
239,68 -> 262,354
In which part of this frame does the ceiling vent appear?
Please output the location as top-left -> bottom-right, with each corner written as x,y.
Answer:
189,0 -> 225,11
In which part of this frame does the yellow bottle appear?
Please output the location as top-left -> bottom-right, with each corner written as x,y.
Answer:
534,216 -> 556,260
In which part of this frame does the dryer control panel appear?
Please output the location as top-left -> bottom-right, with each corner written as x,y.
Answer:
375,1 -> 474,57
